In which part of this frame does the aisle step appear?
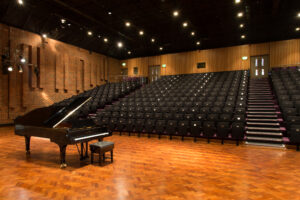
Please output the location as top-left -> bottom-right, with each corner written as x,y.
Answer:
247,114 -> 277,118
246,136 -> 283,142
247,108 -> 276,111
247,111 -> 279,114
246,131 -> 283,136
246,122 -> 280,126
247,118 -> 280,122
246,126 -> 282,131
245,141 -> 286,148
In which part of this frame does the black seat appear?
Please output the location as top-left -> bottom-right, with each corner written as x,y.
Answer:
203,121 -> 215,143
231,122 -> 245,145
177,120 -> 189,140
217,122 -> 230,144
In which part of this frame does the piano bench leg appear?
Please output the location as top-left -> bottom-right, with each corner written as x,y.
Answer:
91,152 -> 94,164
111,150 -> 113,163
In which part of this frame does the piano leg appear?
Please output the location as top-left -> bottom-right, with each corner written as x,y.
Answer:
25,136 -> 31,155
59,145 -> 67,168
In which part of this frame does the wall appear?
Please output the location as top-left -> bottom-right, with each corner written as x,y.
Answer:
122,38 -> 300,77
0,23 -> 120,124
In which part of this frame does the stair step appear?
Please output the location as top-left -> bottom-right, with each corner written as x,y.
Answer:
248,98 -> 273,100
246,131 -> 283,136
247,111 -> 279,115
246,122 -> 280,126
249,93 -> 272,95
246,136 -> 283,142
247,114 -> 277,118
247,105 -> 275,108
245,141 -> 286,148
246,126 -> 282,131
247,108 -> 276,111
247,118 -> 280,122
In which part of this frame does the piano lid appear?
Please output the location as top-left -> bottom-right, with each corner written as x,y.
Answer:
43,97 -> 92,128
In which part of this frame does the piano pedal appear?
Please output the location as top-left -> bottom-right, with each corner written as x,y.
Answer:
60,163 -> 67,168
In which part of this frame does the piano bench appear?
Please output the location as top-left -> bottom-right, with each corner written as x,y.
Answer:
90,141 -> 114,166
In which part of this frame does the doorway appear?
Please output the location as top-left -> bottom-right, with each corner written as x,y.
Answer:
148,65 -> 161,83
121,68 -> 128,76
250,55 -> 269,78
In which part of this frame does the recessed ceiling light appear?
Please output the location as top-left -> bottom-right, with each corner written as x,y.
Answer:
103,38 -> 108,42
117,42 -> 123,48
42,34 -> 47,39
67,23 -> 71,27
87,31 -> 93,36
298,13 -> 300,17
183,22 -> 188,27
296,27 -> 300,31
139,30 -> 144,35
128,51 -> 131,55
61,19 -> 66,24
159,47 -> 163,51
196,41 -> 200,45
191,31 -> 195,36
235,0 -> 241,4
240,24 -> 244,28
108,11 -> 112,15
97,35 -> 101,38
241,35 -> 246,39
151,38 -> 155,42
237,12 -> 244,18
17,0 -> 23,5
125,22 -> 131,27
173,11 -> 179,17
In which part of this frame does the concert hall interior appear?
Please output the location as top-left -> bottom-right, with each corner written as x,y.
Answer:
1,0 -> 300,199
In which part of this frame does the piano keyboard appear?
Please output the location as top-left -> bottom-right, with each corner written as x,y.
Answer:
74,132 -> 110,141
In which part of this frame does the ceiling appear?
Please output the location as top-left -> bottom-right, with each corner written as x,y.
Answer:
0,0 -> 299,59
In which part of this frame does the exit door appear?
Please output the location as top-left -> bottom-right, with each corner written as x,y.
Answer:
148,65 -> 161,82
250,55 -> 269,78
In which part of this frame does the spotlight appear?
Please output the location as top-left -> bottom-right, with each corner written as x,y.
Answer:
108,11 -> 112,15
191,31 -> 195,36
18,65 -> 23,73
42,34 -> 47,39
7,66 -> 13,72
103,38 -> 108,42
296,27 -> 300,31
241,35 -> 246,39
128,51 -> 131,55
235,0 -> 241,4
117,42 -> 123,48
122,62 -> 126,66
237,12 -> 243,17
67,23 -> 71,27
151,38 -> 155,42
298,13 -> 300,18
125,22 -> 131,27
183,22 -> 188,27
159,47 -> 163,51
20,57 -> 26,63
139,30 -> 144,35
240,24 -> 244,28
87,31 -> 93,36
173,11 -> 179,17
17,0 -> 23,5
196,41 -> 200,46
97,35 -> 101,38
61,19 -> 66,24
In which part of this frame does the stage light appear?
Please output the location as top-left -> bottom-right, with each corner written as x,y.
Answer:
298,13 -> 300,17
17,0 -> 23,5
103,38 -> 108,42
128,51 -> 131,55
296,27 -> 300,31
125,22 -> 131,27
241,35 -> 246,39
191,31 -> 195,36
183,22 -> 188,27
237,12 -> 243,17
87,31 -> 93,36
139,30 -> 144,35
117,42 -> 123,48
151,38 -> 155,42
61,19 -> 66,24
235,0 -> 241,4
159,47 -> 163,51
196,41 -> 200,45
108,11 -> 112,15
173,11 -> 179,17
240,24 -> 244,28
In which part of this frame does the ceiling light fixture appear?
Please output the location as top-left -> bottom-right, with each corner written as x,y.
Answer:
196,41 -> 200,46
128,51 -> 131,55
240,24 -> 244,28
125,22 -> 131,27
173,11 -> 179,17
87,31 -> 93,36
159,47 -> 163,51
7,66 -> 13,72
298,13 -> 300,18
237,12 -> 244,18
191,31 -> 195,36
183,22 -> 188,27
296,27 -> 300,31
235,0 -> 241,4
122,62 -> 126,67
241,35 -> 246,39
117,42 -> 123,48
139,30 -> 144,35
61,19 -> 66,24
108,11 -> 112,15
151,38 -> 155,42
17,0 -> 23,5
103,38 -> 108,42
97,35 -> 101,38
20,57 -> 26,63
67,23 -> 71,27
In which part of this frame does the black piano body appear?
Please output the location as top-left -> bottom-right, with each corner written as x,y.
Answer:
14,97 -> 111,168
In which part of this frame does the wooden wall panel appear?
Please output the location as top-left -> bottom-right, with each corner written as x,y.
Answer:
0,23 -> 120,124
250,43 -> 270,56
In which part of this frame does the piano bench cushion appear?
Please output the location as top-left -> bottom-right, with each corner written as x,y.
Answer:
90,141 -> 114,153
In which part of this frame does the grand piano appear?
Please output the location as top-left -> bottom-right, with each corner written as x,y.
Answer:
14,97 -> 111,168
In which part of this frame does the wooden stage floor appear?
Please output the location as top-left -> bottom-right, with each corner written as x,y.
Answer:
1,126 -> 300,200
